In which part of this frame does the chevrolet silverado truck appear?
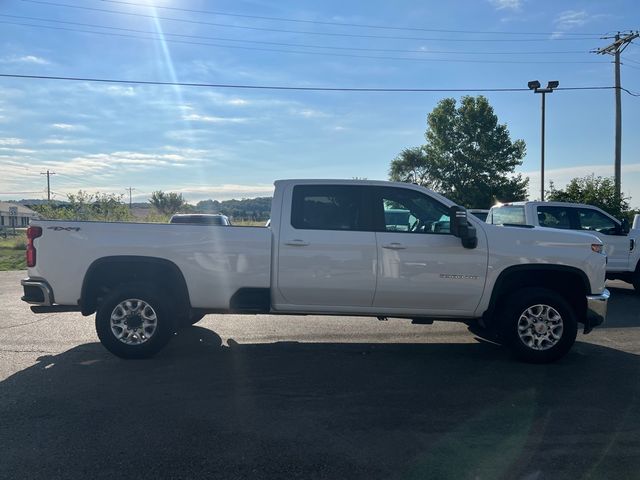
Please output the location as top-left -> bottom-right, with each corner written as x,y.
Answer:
21,180 -> 609,363
488,201 -> 640,291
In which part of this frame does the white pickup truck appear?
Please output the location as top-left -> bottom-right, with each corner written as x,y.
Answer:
487,201 -> 640,291
21,179 -> 609,363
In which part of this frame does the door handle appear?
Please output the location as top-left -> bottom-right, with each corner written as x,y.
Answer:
284,239 -> 309,247
382,242 -> 406,250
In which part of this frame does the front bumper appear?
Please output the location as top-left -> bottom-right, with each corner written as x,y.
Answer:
583,289 -> 610,334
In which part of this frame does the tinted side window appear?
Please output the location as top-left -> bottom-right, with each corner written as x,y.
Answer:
537,206 -> 572,229
291,185 -> 367,231
577,208 -> 618,235
376,187 -> 450,234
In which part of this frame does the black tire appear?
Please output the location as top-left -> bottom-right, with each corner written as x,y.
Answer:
95,284 -> 175,359
632,269 -> 640,293
499,288 -> 578,364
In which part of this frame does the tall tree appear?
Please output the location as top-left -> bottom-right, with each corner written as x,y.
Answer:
390,96 -> 528,208
547,175 -> 630,220
149,191 -> 187,216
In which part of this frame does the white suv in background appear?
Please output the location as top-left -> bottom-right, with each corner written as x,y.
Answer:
488,201 -> 640,291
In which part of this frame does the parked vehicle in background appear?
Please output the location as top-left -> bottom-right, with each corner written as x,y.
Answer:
21,179 -> 608,363
487,201 -> 640,291
469,209 -> 489,222
169,214 -> 231,226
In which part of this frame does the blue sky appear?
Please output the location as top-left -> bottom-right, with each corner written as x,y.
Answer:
0,0 -> 639,207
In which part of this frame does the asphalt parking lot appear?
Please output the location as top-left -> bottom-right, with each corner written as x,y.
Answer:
1,270 -> 639,480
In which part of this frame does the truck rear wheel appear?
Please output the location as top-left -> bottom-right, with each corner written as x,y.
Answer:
500,288 -> 577,363
632,269 -> 640,293
95,284 -> 174,359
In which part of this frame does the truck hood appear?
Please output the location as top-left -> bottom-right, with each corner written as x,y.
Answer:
479,222 -> 602,248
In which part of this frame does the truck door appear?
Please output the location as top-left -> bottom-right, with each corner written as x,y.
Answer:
275,184 -> 377,307
371,186 -> 488,315
575,207 -> 630,271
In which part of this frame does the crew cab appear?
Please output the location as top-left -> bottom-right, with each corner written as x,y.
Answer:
21,180 -> 609,363
487,201 -> 640,291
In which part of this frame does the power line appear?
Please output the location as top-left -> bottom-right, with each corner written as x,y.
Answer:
0,15 -> 592,55
621,87 -> 640,96
0,73 -> 622,93
0,20 -> 605,64
97,0 -> 604,37
21,0 -> 602,43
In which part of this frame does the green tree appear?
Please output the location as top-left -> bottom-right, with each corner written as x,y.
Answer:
149,191 -> 187,216
390,96 -> 528,208
32,191 -> 131,221
547,175 -> 630,220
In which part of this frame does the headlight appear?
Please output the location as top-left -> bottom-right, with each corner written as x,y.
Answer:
591,243 -> 604,254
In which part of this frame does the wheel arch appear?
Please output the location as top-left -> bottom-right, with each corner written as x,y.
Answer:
484,264 -> 590,325
80,256 -> 191,316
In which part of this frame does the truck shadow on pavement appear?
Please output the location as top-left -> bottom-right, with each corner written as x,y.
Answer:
1,328 -> 639,480
600,285 -> 640,328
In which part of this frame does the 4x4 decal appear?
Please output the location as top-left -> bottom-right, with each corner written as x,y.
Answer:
47,226 -> 81,232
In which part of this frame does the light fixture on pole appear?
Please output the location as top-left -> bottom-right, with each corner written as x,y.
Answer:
528,80 -> 559,201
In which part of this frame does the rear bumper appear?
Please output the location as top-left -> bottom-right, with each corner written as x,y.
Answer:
21,278 -> 54,306
583,289 -> 610,334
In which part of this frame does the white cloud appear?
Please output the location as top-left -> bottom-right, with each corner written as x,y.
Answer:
172,184 -> 275,202
1,55 -> 50,65
183,113 -> 247,123
292,108 -> 330,119
488,0 -> 522,10
41,136 -> 93,146
0,147 -> 36,154
227,98 -> 250,106
82,84 -> 137,97
554,10 -> 589,29
0,137 -> 23,146
550,10 -> 606,38
51,123 -> 83,131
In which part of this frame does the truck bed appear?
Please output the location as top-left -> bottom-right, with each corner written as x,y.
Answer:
29,221 -> 272,309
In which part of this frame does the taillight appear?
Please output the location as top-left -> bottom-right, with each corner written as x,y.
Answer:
26,226 -> 42,267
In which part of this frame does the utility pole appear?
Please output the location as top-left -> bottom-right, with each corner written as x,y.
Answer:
594,30 -> 639,201
40,170 -> 56,201
125,187 -> 135,209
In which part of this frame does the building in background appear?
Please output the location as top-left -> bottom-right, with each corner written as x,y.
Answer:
0,202 -> 39,229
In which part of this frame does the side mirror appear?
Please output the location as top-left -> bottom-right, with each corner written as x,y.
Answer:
621,218 -> 630,235
449,205 -> 478,249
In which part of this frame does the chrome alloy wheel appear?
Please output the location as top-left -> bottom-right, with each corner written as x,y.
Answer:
517,304 -> 564,351
110,299 -> 158,345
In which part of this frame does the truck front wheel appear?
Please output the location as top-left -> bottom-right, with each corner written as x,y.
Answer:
632,269 -> 640,293
499,288 -> 577,363
95,284 -> 174,359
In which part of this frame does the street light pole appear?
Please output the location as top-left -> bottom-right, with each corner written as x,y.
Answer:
528,80 -> 559,201
540,91 -> 546,202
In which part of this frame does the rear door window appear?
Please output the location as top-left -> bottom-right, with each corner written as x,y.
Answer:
291,185 -> 370,231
